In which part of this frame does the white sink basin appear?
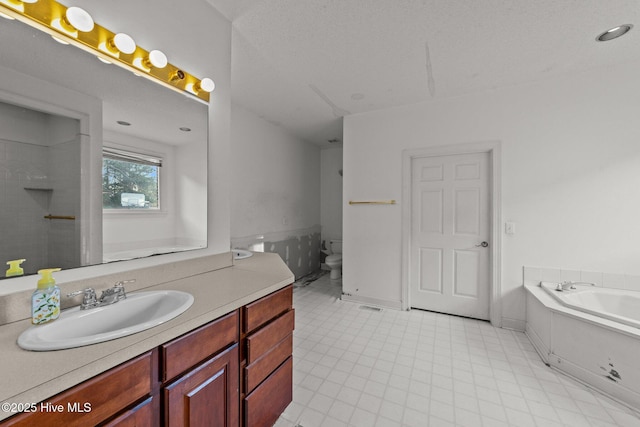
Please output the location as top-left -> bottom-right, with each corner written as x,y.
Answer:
232,249 -> 253,260
18,290 -> 194,351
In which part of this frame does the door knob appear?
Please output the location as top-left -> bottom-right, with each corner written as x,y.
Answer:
475,241 -> 489,248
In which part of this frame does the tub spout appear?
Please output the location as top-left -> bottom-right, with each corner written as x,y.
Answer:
555,281 -> 595,291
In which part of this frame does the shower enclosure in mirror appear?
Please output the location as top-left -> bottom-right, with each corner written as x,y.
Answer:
0,13 -> 208,278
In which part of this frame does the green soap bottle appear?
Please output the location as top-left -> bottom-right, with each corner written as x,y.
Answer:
32,268 -> 62,325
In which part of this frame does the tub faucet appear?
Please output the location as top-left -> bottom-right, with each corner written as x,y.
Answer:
555,281 -> 595,291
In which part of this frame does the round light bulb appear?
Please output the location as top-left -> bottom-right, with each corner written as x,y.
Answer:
65,7 -> 94,32
113,33 -> 136,54
51,35 -> 69,45
199,78 -> 215,93
148,50 -> 167,68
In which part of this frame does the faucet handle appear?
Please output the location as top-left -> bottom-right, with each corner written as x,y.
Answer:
104,279 -> 133,301
114,279 -> 135,288
67,288 -> 95,298
67,288 -> 97,307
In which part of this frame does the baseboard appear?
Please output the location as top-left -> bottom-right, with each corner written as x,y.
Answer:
340,293 -> 403,310
525,324 -> 549,365
549,354 -> 640,413
501,317 -> 526,332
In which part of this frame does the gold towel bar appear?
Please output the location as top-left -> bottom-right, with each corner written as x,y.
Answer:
44,215 -> 76,220
349,200 -> 396,205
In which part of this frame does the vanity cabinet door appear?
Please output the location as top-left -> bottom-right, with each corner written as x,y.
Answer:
164,344 -> 239,427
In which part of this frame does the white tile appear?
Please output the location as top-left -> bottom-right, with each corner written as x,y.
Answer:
560,269 -> 582,283
603,273 -> 626,290
296,407 -> 325,427
623,275 -> 640,292
541,268 -> 562,283
581,270 -> 604,287
364,379 -> 388,398
357,393 -> 382,413
320,416 -> 347,427
308,393 -> 334,413
504,408 -> 537,427
279,274 -> 640,427
523,266 -> 542,286
455,408 -> 484,427
349,408 -> 377,427
328,400 -> 354,423
317,380 -> 341,398
379,400 -> 404,422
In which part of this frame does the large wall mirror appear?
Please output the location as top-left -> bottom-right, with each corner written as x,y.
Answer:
0,16 -> 208,279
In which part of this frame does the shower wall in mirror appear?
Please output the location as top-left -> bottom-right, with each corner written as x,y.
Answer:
0,14 -> 208,278
0,101 -> 82,275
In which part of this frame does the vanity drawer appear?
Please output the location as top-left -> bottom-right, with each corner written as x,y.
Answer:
2,351 -> 154,427
243,285 -> 292,333
243,356 -> 292,427
162,310 -> 238,382
244,333 -> 293,394
246,309 -> 294,364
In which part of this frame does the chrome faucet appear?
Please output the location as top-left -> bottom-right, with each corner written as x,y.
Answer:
67,280 -> 134,309
555,281 -> 596,292
67,288 -> 98,309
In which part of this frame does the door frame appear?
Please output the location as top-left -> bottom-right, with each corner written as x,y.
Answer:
401,141 -> 502,327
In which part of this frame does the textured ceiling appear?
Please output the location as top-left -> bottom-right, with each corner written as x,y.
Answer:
208,0 -> 640,146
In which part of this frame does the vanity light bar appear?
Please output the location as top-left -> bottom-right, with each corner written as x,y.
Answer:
0,0 -> 214,102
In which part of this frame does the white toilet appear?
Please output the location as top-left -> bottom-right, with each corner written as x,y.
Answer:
324,240 -> 342,280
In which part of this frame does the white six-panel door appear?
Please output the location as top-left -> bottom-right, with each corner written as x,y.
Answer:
410,152 -> 491,320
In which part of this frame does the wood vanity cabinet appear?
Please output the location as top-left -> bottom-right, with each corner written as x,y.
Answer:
162,311 -> 239,427
241,285 -> 294,427
1,285 -> 294,427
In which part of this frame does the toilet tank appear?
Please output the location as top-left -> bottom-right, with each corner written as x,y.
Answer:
330,240 -> 342,254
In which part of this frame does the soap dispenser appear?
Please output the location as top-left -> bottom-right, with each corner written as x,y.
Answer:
6,259 -> 26,277
32,268 -> 62,325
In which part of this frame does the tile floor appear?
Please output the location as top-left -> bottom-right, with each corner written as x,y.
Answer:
275,273 -> 640,427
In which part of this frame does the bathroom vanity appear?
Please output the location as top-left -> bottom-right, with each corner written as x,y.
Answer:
0,252 -> 294,427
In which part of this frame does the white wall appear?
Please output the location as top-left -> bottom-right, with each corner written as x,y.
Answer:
230,104 -> 321,277
320,147 -> 343,244
230,104 -> 320,241
343,60 -> 640,328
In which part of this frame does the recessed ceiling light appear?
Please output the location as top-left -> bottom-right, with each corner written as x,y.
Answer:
117,120 -> 131,126
596,24 -> 633,42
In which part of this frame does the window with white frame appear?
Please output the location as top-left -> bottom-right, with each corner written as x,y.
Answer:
102,147 -> 162,210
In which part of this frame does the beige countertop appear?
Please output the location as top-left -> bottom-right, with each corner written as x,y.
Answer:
0,252 -> 294,421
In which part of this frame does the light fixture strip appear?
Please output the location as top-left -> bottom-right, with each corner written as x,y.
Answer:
0,0 -> 210,102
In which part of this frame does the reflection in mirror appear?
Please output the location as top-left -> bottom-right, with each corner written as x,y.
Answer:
0,14 -> 208,279
0,101 -> 82,276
